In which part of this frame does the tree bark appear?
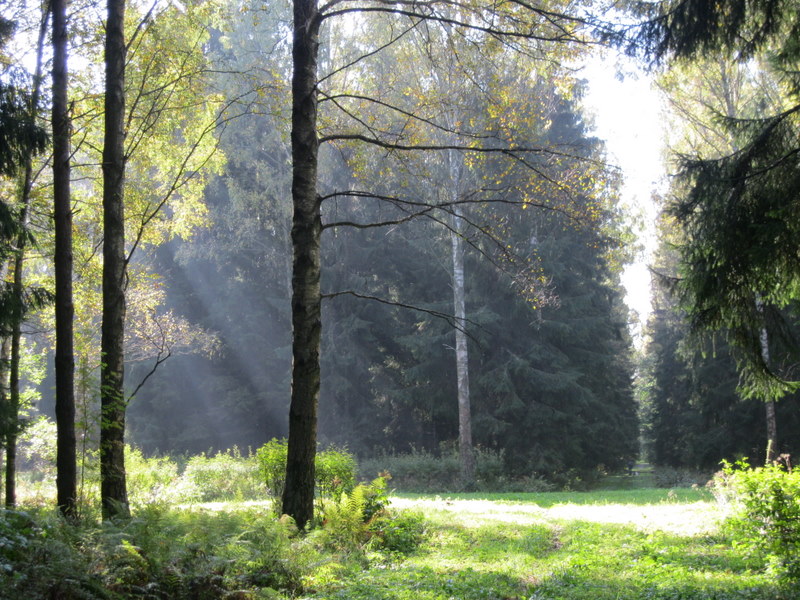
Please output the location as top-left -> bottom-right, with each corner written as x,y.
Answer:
2,336 -> 13,507
449,159 -> 475,485
100,0 -> 129,520
756,302 -> 778,464
52,0 -> 77,520
1,268 -> 7,507
281,0 -> 321,530
765,399 -> 778,463
7,260 -> 22,508
4,6 -> 51,511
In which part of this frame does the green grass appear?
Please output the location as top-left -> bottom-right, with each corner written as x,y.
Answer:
2,487 -> 787,599
302,490 -> 785,600
394,486 -> 713,506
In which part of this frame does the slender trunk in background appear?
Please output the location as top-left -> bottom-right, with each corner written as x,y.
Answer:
756,303 -> 778,463
282,0 -> 321,530
6,260 -> 21,508
2,336 -> 13,507
100,0 -> 129,520
448,149 -> 475,485
0,251 -> 7,504
52,0 -> 77,519
451,212 -> 475,485
4,7 -> 51,510
765,398 -> 778,462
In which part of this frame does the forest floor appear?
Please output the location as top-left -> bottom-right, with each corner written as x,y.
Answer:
298,488 -> 785,600
4,483 -> 788,599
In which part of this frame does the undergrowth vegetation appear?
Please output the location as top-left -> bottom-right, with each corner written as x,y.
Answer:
3,486 -> 790,600
6,435 -> 796,598
359,447 -> 556,493
713,460 -> 800,585
5,473 -> 797,600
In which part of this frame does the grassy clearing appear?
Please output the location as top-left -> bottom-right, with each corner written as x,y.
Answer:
2,488 -> 787,599
303,489 -> 784,600
394,486 -> 713,506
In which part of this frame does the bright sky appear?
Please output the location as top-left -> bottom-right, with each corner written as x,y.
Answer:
581,53 -> 667,344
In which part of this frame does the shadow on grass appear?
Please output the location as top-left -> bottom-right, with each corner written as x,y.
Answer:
309,519 -> 782,600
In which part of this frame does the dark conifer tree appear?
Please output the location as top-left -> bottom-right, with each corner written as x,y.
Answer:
630,0 -> 800,396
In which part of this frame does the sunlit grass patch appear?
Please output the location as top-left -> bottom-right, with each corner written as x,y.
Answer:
304,492 -> 782,600
390,488 -> 720,536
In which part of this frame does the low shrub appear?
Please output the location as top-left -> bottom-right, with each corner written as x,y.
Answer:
360,446 -> 549,492
255,439 -> 358,514
316,445 -> 358,502
316,475 -> 425,556
359,447 -> 462,492
256,438 -> 289,511
713,459 -> 800,585
370,508 -> 426,554
182,446 -> 263,502
126,447 -> 184,508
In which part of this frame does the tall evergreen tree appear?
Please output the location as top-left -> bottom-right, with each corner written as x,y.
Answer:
642,214 -> 800,469
630,0 -> 800,398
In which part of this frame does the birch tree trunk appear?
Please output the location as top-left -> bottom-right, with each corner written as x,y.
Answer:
52,0 -> 77,519
758,324 -> 778,463
450,204 -> 475,485
100,0 -> 129,520
447,144 -> 474,484
281,0 -> 321,530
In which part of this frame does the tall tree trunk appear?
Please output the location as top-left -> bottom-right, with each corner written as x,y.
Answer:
52,0 -> 77,519
448,147 -> 474,485
4,7 -> 51,510
765,398 -> 778,463
6,262 -> 22,509
100,0 -> 129,520
451,216 -> 475,485
2,335 -> 13,507
0,253 -> 7,505
281,0 -> 321,530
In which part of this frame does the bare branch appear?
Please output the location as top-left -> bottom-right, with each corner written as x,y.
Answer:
322,289 -> 480,338
320,2 -> 591,46
319,132 -> 585,159
318,19 -> 421,84
319,91 -> 493,141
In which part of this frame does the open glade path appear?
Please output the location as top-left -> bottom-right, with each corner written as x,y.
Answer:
300,488 -> 783,600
